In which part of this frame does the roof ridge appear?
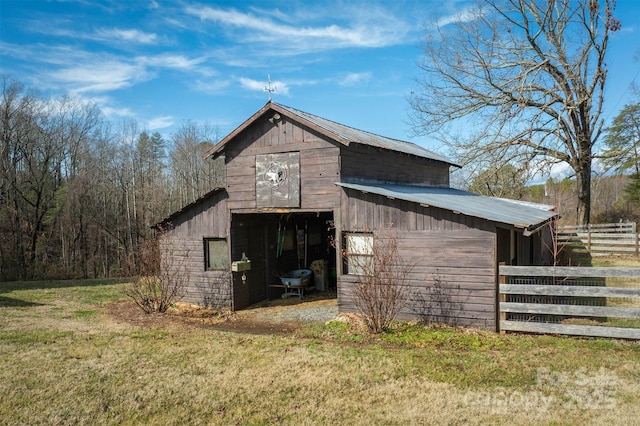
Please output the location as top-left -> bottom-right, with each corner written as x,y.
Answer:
274,102 -> 421,147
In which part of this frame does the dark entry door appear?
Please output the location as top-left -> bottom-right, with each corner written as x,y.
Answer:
246,223 -> 266,305
231,216 -> 267,309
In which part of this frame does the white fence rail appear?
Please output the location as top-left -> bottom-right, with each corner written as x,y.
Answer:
499,265 -> 640,340
558,222 -> 639,257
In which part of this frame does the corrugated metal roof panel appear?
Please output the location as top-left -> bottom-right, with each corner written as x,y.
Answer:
337,182 -> 557,231
274,103 -> 459,167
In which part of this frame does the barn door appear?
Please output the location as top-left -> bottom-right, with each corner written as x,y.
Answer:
231,216 -> 267,309
256,152 -> 300,208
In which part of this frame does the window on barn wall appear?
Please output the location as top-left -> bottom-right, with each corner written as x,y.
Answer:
204,238 -> 228,271
344,232 -> 373,275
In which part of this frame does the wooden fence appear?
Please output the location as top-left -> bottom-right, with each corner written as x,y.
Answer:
499,265 -> 640,339
558,222 -> 639,257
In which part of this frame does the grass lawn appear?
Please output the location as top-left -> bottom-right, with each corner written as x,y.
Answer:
1,277 -> 639,425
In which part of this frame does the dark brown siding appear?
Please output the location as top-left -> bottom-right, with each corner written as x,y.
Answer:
300,147 -> 341,209
170,191 -> 228,238
341,144 -> 450,187
225,117 -> 341,211
161,191 -> 232,308
338,190 -> 498,330
340,189 -> 494,232
338,229 -> 497,330
160,237 -> 232,308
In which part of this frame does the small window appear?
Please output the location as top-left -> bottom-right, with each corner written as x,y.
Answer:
204,238 -> 228,271
344,232 -> 373,275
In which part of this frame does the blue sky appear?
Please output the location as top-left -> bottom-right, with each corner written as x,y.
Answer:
1,0 -> 639,160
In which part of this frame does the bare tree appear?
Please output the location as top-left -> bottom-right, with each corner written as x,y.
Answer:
468,163 -> 530,198
0,77 -> 102,279
169,121 -> 223,208
410,0 -> 621,225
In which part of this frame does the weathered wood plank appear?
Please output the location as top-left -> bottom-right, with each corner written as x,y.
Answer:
500,265 -> 640,278
559,222 -> 635,232
566,233 -> 636,239
244,140 -> 333,154
500,284 -> 640,298
500,320 -> 640,339
340,144 -> 450,186
501,302 -> 640,318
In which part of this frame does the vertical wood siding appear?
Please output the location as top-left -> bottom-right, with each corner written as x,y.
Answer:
225,117 -> 342,211
159,237 -> 232,308
340,189 -> 494,233
338,190 -> 498,330
162,191 -> 232,308
338,229 -> 497,330
340,144 -> 450,187
169,191 -> 228,238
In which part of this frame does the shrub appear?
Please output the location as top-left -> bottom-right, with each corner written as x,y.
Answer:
125,226 -> 190,314
347,229 -> 414,333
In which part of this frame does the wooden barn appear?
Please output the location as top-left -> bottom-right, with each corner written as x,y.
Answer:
158,101 -> 558,331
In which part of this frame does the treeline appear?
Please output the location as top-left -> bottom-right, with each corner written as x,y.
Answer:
0,77 -> 223,281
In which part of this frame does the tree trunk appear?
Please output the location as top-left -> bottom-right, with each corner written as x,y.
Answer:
575,161 -> 591,226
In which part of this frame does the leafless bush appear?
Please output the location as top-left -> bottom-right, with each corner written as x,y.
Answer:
347,229 -> 414,333
125,226 -> 190,314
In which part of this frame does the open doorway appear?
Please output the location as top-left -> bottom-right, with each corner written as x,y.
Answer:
231,211 -> 336,309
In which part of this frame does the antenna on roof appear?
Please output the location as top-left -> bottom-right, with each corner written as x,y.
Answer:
264,74 -> 276,101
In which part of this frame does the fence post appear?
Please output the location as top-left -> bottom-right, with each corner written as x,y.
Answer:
587,223 -> 592,253
635,222 -> 639,257
498,262 -> 506,335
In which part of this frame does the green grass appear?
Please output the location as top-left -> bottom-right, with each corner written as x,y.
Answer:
1,278 -> 640,425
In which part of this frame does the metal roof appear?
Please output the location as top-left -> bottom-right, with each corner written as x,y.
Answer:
337,182 -> 558,234
274,103 -> 458,166
204,102 -> 458,167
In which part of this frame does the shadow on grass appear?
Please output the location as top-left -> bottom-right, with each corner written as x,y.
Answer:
0,295 -> 46,307
0,278 -> 129,293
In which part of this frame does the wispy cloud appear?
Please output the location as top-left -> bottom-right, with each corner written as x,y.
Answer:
339,72 -> 372,86
147,116 -> 174,130
192,79 -> 232,94
436,5 -> 482,27
138,54 -> 208,70
95,28 -> 158,44
3,41 -> 210,95
185,4 -> 410,54
49,58 -> 150,94
101,104 -> 135,119
28,22 -> 160,46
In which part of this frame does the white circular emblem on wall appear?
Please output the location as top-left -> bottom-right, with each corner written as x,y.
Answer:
264,162 -> 288,188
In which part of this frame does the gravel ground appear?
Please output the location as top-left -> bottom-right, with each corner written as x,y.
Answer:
246,294 -> 339,324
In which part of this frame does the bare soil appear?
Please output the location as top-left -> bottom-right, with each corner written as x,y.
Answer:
106,292 -> 339,334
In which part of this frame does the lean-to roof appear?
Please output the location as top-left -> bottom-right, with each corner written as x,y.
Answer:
338,182 -> 558,235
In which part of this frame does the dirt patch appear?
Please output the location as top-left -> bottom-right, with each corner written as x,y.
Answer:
105,292 -> 339,334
